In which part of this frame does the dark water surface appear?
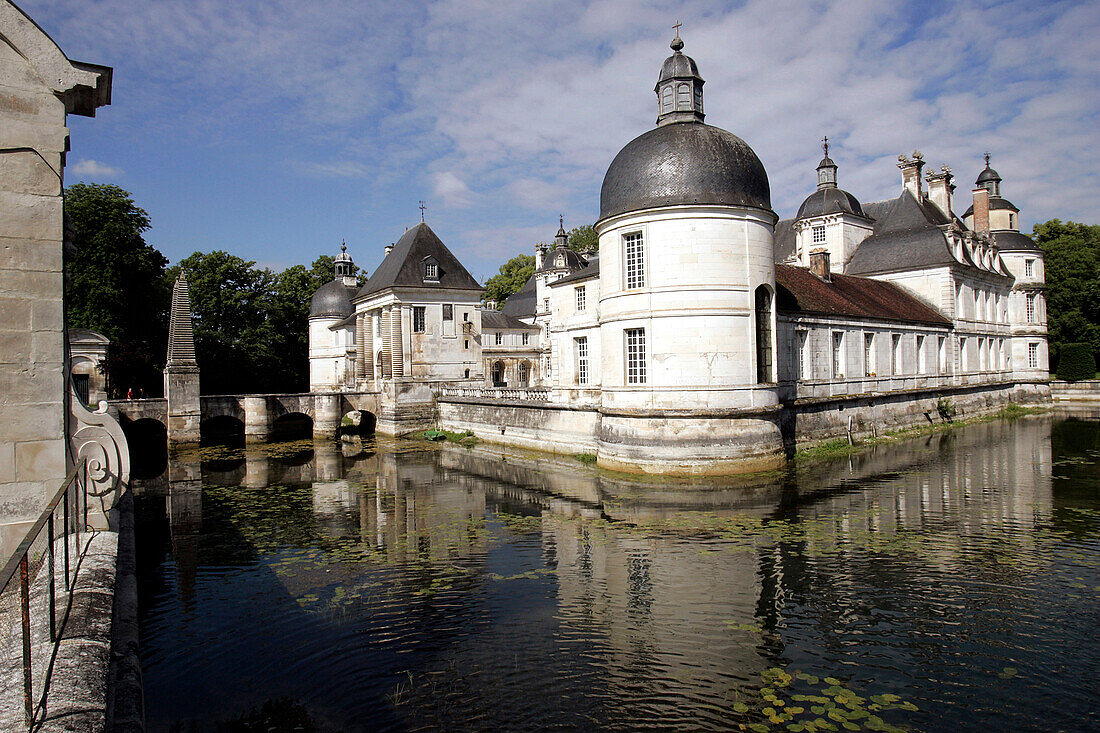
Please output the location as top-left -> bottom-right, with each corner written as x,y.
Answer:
133,413 -> 1100,732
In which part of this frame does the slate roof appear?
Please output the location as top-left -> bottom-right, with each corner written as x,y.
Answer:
310,279 -> 358,318
775,264 -> 950,326
796,187 -> 867,219
844,190 -> 960,275
68,328 -> 109,344
600,122 -> 771,221
481,310 -> 541,331
962,197 -> 1019,218
356,223 -> 481,298
537,246 -> 587,273
993,230 -> 1041,252
500,273 -> 537,319
550,254 -> 600,286
773,218 -> 796,262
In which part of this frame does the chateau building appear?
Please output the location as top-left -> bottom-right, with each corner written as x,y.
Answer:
308,32 -> 1049,474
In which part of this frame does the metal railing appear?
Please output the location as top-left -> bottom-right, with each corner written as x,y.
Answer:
0,459 -> 89,729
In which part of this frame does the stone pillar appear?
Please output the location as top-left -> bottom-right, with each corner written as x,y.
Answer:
355,313 -> 367,384
165,274 -> 202,446
381,307 -> 392,379
390,306 -> 404,377
243,397 -> 271,442
313,393 -> 341,438
363,312 -> 375,381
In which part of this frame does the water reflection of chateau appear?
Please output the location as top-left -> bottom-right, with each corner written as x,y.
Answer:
136,417 -> 1058,705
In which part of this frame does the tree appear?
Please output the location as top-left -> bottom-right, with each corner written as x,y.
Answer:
65,183 -> 170,397
483,253 -> 535,308
1033,220 -> 1100,365
566,224 -> 598,255
169,251 -> 279,394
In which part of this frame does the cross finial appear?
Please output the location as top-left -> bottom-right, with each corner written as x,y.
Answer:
559,214 -> 564,229
672,20 -> 682,38
984,151 -> 990,167
341,239 -> 347,253
822,135 -> 829,158
419,200 -> 426,222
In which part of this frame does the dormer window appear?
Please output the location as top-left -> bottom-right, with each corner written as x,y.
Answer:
422,257 -> 439,282
812,226 -> 825,244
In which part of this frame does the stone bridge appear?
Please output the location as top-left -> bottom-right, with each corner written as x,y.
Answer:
107,391 -> 382,442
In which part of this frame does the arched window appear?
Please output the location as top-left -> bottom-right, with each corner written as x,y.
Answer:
491,361 -> 505,387
661,85 -> 674,113
676,83 -> 691,108
518,362 -> 529,387
755,285 -> 773,383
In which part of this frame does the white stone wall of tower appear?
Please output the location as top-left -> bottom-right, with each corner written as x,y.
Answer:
595,207 -> 778,411
308,316 -> 352,391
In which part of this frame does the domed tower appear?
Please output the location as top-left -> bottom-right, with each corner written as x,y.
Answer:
594,31 -> 783,475
792,140 -> 873,274
963,154 -> 1021,233
309,242 -> 361,392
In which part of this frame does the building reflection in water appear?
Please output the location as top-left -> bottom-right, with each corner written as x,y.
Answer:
134,415 -> 1064,724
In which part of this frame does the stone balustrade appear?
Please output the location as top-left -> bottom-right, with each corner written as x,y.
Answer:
440,387 -> 551,402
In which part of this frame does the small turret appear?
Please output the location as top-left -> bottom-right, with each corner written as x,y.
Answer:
655,23 -> 705,126
334,241 -> 357,286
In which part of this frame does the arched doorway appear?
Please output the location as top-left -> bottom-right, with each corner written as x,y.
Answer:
491,361 -> 506,387
755,285 -> 774,383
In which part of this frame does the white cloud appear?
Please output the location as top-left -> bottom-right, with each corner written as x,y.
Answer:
431,171 -> 475,208
290,160 -> 368,178
69,159 -> 124,179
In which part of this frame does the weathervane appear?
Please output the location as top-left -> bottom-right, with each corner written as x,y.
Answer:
822,135 -> 829,158
341,239 -> 347,253
559,214 -> 564,229
984,151 -> 991,167
419,200 -> 426,223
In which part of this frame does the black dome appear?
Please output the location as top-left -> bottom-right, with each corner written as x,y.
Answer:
976,166 -> 1001,184
994,230 -> 1041,252
309,279 -> 357,319
659,52 -> 700,82
796,187 -> 866,219
599,123 -> 771,221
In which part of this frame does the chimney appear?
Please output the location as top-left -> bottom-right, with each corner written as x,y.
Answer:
897,151 -> 925,200
534,242 -> 547,270
971,187 -> 990,234
926,165 -> 954,217
384,243 -> 394,257
809,248 -> 831,281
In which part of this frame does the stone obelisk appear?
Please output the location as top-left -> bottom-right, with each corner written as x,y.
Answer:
164,273 -> 201,446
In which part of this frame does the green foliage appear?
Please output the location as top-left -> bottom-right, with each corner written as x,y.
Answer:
64,183 -> 170,397
936,397 -> 957,421
566,224 -> 598,254
1033,220 -> 1100,362
1056,343 -> 1097,382
574,452 -> 597,465
483,253 -> 535,308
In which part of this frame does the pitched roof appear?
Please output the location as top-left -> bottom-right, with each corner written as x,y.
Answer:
500,273 -> 537,318
774,218 -> 796,262
549,254 -> 600,286
481,310 -> 541,331
844,190 -> 959,275
775,264 -> 950,326
356,223 -> 481,298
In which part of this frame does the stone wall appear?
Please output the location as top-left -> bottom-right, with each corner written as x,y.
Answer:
437,398 -> 599,455
1051,380 -> 1100,403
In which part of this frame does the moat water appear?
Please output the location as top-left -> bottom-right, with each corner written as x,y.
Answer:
132,412 -> 1100,732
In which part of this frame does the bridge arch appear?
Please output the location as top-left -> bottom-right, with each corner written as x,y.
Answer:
120,417 -> 168,479
271,412 -> 313,441
201,415 -> 245,446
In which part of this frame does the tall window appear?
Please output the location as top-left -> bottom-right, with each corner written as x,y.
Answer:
755,286 -> 773,383
491,361 -> 505,386
1025,259 -> 1034,277
832,332 -> 845,378
1028,343 -> 1039,369
917,335 -> 926,374
864,333 -> 875,376
625,328 -> 646,384
545,355 -> 552,378
624,232 -> 645,289
938,336 -> 947,373
661,85 -> 673,114
495,332 -> 503,345
676,82 -> 691,108
576,286 -> 586,312
412,306 -> 426,333
424,262 -> 438,280
443,304 -> 453,321
812,225 -> 826,244
891,334 -> 902,374
1026,294 -> 1036,323
575,337 -> 589,385
978,338 -> 986,370
518,362 -> 529,388
522,332 -> 529,345
960,337 -> 969,371
797,330 -> 809,381
543,297 -> 550,313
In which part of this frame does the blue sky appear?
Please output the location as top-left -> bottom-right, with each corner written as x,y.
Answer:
24,0 -> 1100,283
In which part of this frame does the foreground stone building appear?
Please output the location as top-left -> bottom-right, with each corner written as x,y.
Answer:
0,0 -> 122,549
309,33 -> 1049,475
